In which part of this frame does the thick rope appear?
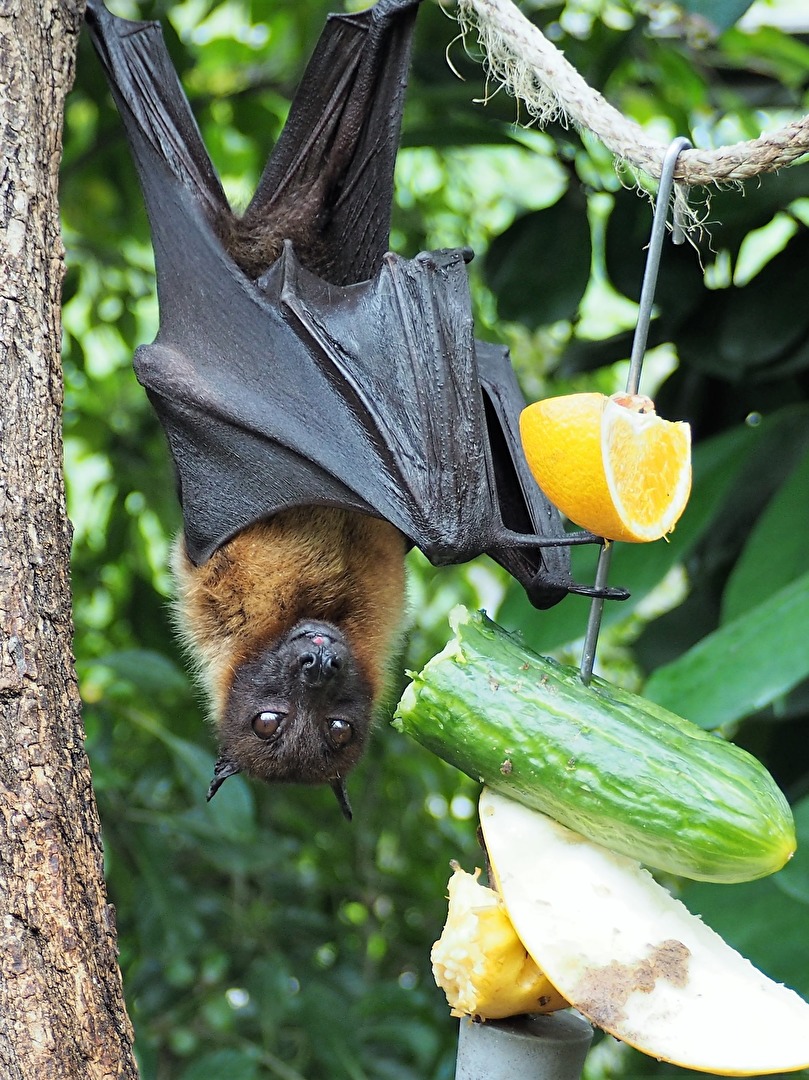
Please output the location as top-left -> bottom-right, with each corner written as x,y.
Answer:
458,0 -> 809,185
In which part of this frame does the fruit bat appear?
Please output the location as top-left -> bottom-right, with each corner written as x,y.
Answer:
85,0 -> 625,818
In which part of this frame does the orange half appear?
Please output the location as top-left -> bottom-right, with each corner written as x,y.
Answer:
519,392 -> 691,543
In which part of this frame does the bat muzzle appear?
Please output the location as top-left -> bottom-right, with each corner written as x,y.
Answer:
288,622 -> 350,687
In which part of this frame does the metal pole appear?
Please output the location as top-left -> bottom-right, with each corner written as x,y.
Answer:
625,137 -> 693,396
455,1012 -> 594,1079
579,136 -> 692,684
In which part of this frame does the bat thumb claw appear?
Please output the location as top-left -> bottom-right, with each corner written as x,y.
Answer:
331,778 -> 353,822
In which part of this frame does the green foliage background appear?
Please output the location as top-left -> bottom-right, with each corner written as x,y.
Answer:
61,0 -> 809,1076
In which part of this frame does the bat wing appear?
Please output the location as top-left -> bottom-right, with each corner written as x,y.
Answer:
475,342 -> 576,607
84,0 -> 229,231
136,240 -> 578,611
242,0 -> 420,284
85,0 -> 420,287
86,0 -> 611,609
134,243 -> 499,566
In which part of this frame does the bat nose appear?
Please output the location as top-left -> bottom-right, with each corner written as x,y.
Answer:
290,626 -> 348,686
296,644 -> 343,683
285,621 -> 352,687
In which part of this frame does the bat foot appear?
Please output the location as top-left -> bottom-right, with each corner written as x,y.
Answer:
566,582 -> 631,601
207,755 -> 242,800
560,530 -> 608,547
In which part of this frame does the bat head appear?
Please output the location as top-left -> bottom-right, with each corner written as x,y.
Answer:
208,620 -> 373,818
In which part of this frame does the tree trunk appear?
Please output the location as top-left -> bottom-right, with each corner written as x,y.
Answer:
0,2 -> 138,1076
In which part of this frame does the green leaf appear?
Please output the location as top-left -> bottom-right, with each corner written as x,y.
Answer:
718,229 -> 809,373
645,570 -> 809,730
706,168 -> 809,259
676,0 -> 756,33
722,444 -> 809,622
202,774 -> 257,842
179,1050 -> 259,1080
605,187 -> 705,323
682,871 -> 809,1002
678,232 -> 809,380
723,25 -> 809,90
96,649 -> 189,695
484,186 -> 591,327
775,795 -> 809,906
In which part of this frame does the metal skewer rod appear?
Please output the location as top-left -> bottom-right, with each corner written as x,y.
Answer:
579,136 -> 693,684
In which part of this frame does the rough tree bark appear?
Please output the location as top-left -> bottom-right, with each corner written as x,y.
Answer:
0,1 -> 138,1076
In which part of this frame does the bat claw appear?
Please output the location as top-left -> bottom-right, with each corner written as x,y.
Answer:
207,755 -> 242,800
331,778 -> 353,821
567,582 -> 630,601
562,530 -> 608,546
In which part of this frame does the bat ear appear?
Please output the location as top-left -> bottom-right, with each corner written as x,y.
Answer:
331,778 -> 353,822
207,755 -> 242,801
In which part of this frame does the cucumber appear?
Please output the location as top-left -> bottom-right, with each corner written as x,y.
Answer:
393,607 -> 795,883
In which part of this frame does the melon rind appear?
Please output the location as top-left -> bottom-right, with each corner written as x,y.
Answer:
480,787 -> 809,1076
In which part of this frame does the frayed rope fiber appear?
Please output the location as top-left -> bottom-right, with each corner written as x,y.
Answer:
458,0 -> 809,186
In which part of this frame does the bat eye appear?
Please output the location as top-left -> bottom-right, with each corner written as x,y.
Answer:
327,719 -> 353,748
252,711 -> 283,739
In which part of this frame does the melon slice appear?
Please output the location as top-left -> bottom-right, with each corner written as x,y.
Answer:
480,787 -> 809,1076
431,863 -> 568,1019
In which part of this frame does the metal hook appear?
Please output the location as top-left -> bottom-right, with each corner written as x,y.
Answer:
579,136 -> 692,685
625,136 -> 692,395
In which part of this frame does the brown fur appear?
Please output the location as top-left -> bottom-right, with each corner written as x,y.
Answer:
173,507 -> 407,718
217,181 -> 336,281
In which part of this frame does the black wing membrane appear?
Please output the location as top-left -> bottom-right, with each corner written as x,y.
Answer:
135,240 -> 582,607
84,0 -> 420,286
86,0 -> 621,611
85,0 -> 229,240
242,0 -> 421,285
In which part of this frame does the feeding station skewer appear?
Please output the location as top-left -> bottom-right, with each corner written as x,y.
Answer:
455,1011 -> 594,1079
453,136 -> 694,1080
579,136 -> 692,685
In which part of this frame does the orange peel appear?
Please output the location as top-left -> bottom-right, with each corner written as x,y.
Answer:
519,392 -> 691,543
